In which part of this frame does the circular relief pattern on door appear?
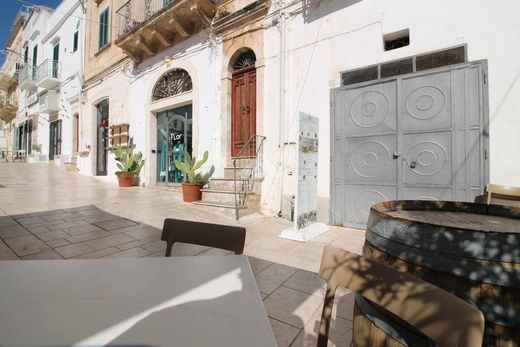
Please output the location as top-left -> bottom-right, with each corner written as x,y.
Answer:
406,141 -> 447,176
351,140 -> 391,178
350,91 -> 389,128
405,86 -> 445,120
352,190 -> 387,223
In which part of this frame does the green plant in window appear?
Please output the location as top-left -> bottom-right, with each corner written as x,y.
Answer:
174,150 -> 215,185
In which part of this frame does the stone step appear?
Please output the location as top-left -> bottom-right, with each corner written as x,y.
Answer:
192,201 -> 254,218
223,167 -> 254,179
209,177 -> 262,193
201,189 -> 259,205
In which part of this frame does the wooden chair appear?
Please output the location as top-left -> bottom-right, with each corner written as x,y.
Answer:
161,218 -> 246,257
484,183 -> 520,208
317,245 -> 484,347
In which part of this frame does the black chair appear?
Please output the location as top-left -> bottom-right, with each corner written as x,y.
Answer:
161,218 -> 246,257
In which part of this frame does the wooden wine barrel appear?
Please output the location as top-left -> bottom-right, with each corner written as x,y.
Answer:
362,200 -> 520,347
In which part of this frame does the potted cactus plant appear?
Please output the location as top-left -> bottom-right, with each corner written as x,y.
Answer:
174,150 -> 215,202
109,144 -> 145,187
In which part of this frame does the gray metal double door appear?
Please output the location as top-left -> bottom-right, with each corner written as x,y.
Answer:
331,62 -> 488,228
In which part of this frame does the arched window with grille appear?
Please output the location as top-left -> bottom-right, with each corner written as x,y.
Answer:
152,69 -> 193,101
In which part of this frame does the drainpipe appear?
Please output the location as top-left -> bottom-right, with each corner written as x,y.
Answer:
278,0 -> 286,217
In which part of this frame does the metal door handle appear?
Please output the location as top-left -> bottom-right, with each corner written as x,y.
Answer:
246,105 -> 250,113
393,152 -> 401,159
152,150 -> 156,154
410,161 -> 417,169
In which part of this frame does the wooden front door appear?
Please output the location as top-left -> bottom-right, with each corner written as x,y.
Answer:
231,68 -> 256,157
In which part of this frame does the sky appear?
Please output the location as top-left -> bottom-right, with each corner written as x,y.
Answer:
0,0 -> 62,64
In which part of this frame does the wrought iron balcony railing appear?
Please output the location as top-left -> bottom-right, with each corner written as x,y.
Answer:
116,0 -> 175,40
35,59 -> 61,82
18,64 -> 35,86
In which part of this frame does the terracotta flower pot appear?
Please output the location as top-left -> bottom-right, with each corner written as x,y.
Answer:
116,172 -> 137,187
181,183 -> 203,202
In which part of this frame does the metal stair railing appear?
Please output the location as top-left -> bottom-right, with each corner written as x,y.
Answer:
233,135 -> 266,220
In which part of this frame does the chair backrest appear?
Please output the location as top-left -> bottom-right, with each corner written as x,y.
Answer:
161,218 -> 246,256
317,245 -> 484,347
485,183 -> 520,207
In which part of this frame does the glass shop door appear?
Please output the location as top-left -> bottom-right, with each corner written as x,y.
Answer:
156,104 -> 192,185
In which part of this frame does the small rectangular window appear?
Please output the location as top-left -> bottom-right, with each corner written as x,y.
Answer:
341,66 -> 379,86
98,8 -> 109,50
384,29 -> 410,51
380,58 -> 413,78
416,47 -> 466,71
72,31 -> 79,52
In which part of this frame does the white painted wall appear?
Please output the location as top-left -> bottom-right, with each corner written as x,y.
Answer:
260,0 -> 520,221
16,7 -> 53,155
41,0 -> 84,164
131,33 -> 222,187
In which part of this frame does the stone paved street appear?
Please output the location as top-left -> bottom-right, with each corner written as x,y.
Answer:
0,163 -> 365,347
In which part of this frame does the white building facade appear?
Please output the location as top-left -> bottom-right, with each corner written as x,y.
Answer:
16,1 -> 85,165
78,0 -> 520,226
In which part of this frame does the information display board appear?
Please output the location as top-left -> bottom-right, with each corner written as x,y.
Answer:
280,113 -> 328,241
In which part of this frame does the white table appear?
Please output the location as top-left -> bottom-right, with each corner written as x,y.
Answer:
0,256 -> 276,347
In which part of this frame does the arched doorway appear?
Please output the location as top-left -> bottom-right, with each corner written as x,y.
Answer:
96,99 -> 109,176
151,68 -> 193,184
230,48 -> 257,156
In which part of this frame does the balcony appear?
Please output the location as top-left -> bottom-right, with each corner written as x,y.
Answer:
39,90 -> 58,113
18,65 -> 37,91
115,0 -> 217,63
0,103 -> 17,122
36,59 -> 61,90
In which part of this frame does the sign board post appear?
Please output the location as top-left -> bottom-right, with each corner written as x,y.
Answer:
280,113 -> 328,242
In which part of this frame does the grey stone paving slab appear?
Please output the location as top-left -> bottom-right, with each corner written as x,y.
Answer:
22,250 -> 63,260
62,205 -> 97,212
122,226 -> 161,240
94,218 -> 138,231
26,226 -> 51,234
35,230 -> 69,242
16,216 -> 46,226
283,270 -> 327,298
71,247 -> 121,259
64,230 -> 112,243
3,234 -> 50,257
255,263 -> 298,295
83,233 -> 135,251
249,256 -> 274,275
269,318 -> 300,347
60,223 -> 106,236
46,238 -> 71,248
54,243 -> 95,258
0,216 -> 17,227
263,286 -> 323,329
105,247 -> 150,258
0,224 -> 30,239
0,240 -> 19,260
140,240 -> 166,253
82,214 -> 121,224
116,240 -> 142,251
41,212 -> 77,222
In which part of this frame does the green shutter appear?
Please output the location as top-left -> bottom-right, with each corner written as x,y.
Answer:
73,31 -> 78,52
99,8 -> 109,50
